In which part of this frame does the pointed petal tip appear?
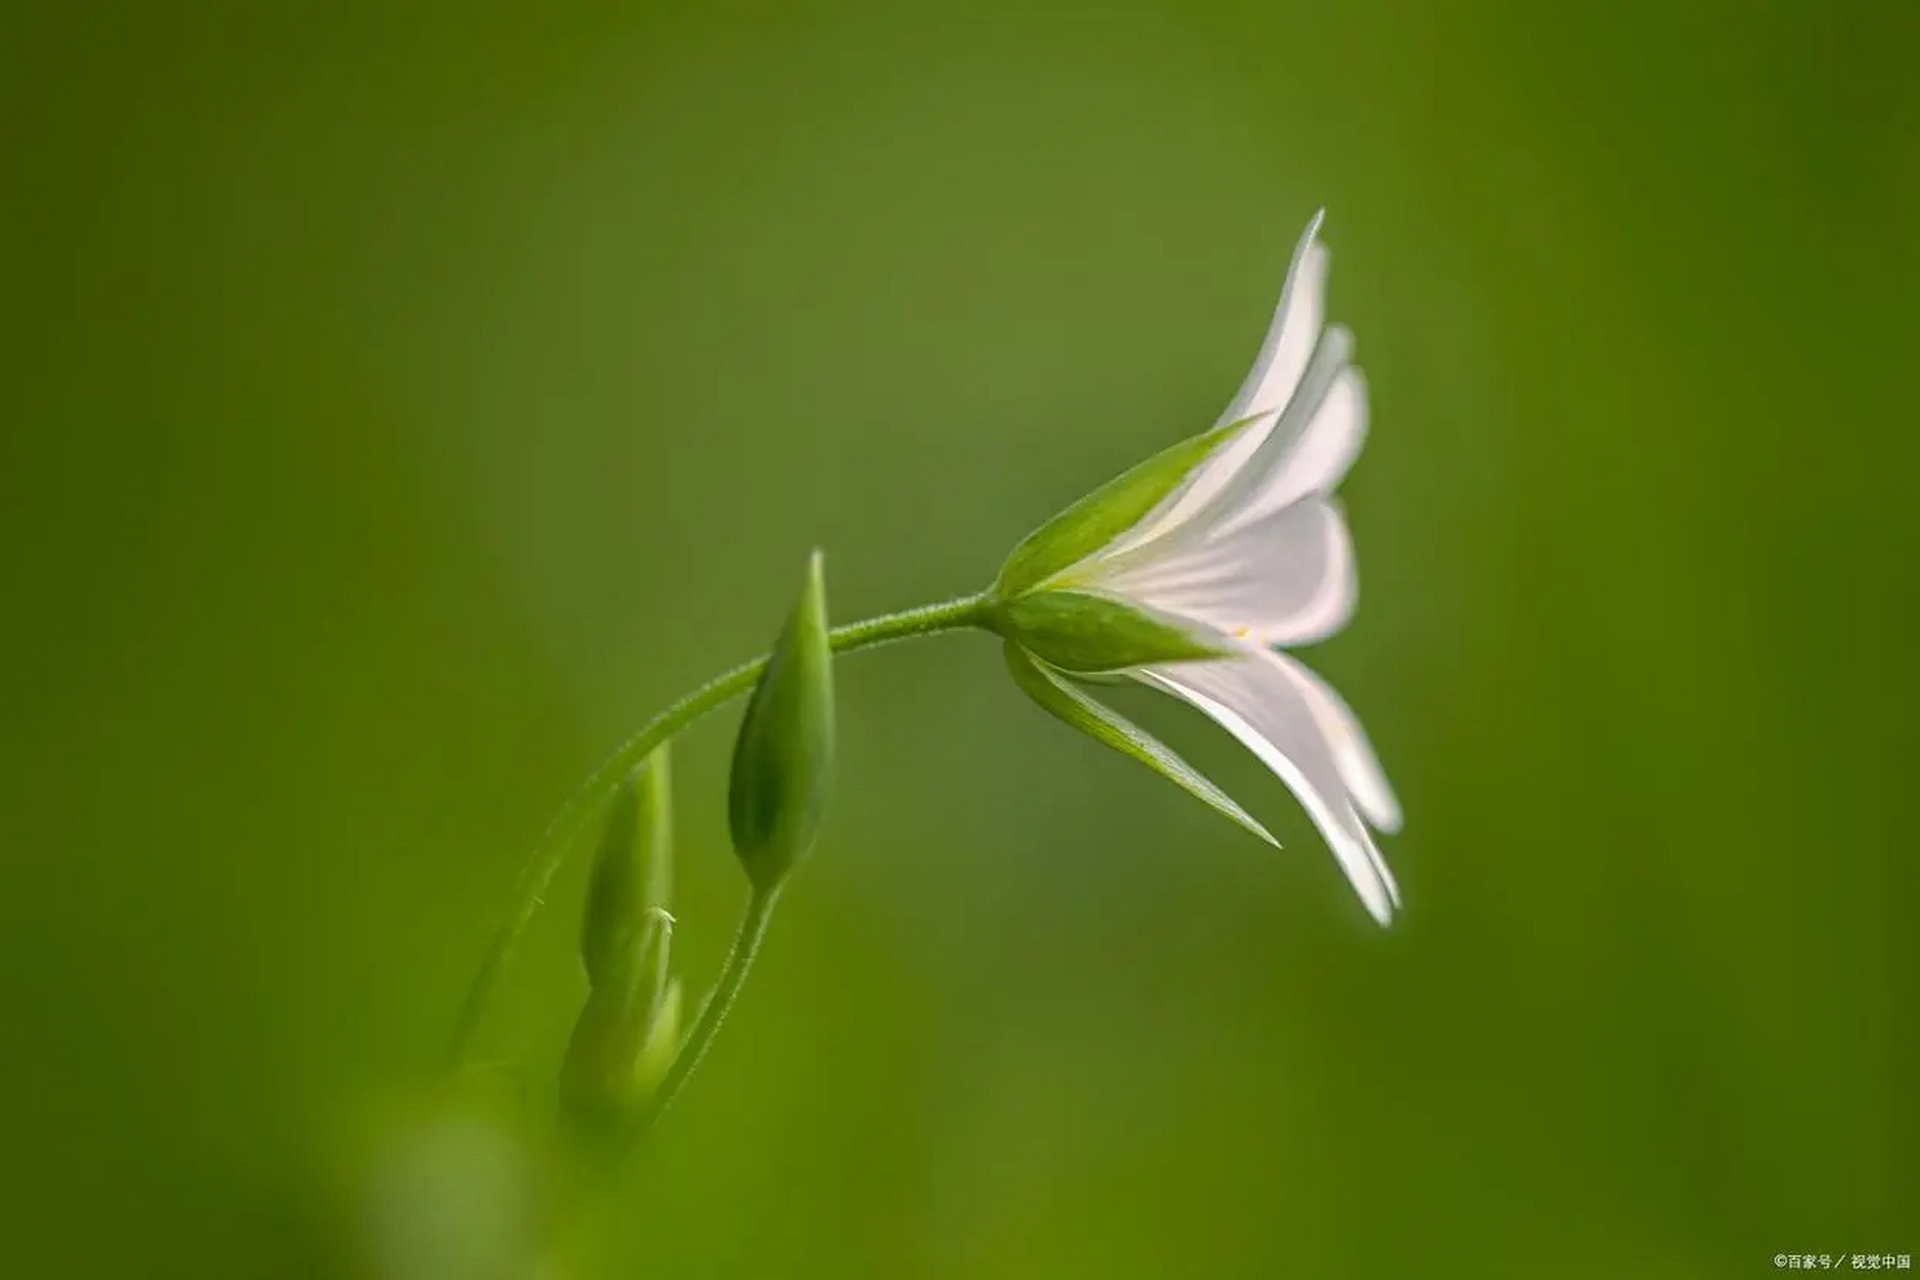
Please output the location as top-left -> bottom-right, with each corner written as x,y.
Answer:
1364,829 -> 1402,924
1353,860 -> 1396,926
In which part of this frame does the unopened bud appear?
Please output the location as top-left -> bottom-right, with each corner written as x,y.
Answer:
560,907 -> 675,1130
727,550 -> 836,892
581,747 -> 672,990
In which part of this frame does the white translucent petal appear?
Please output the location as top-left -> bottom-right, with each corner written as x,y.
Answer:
1106,213 -> 1330,553
1095,497 -> 1357,648
1209,356 -> 1368,540
1270,651 -> 1403,834
1136,650 -> 1399,923
1216,210 -> 1330,428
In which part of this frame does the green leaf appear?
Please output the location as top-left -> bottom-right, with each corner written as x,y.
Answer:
991,589 -> 1227,674
728,550 -> 836,892
1003,642 -> 1279,850
580,747 -> 672,990
993,412 -> 1266,598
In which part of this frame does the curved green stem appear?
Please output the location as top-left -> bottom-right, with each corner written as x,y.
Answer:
636,883 -> 780,1132
446,592 -> 991,1068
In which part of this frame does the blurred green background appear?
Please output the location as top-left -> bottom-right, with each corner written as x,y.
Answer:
5,1 -> 1916,1276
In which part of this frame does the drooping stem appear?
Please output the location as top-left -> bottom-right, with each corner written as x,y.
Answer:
635,883 -> 780,1132
446,592 -> 992,1068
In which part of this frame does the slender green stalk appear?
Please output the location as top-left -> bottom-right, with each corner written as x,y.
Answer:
635,883 -> 781,1132
446,592 -> 991,1069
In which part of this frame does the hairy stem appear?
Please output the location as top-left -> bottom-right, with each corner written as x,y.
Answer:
446,592 -> 991,1068
635,883 -> 780,1132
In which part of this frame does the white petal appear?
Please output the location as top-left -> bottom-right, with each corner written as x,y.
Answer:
1136,650 -> 1399,923
1216,210 -> 1331,428
1269,651 -> 1402,834
1106,213 -> 1331,552
1095,496 -> 1357,648
1209,342 -> 1368,539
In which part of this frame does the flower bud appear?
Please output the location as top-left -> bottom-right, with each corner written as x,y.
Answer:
632,977 -> 681,1101
727,550 -> 836,892
580,747 -> 672,990
560,907 -> 675,1130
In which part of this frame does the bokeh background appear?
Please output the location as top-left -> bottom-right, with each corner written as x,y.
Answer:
5,1 -> 1916,1276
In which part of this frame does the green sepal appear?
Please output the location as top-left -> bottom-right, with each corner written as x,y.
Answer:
993,412 -> 1267,598
560,907 -> 675,1129
633,977 -> 682,1100
1003,642 -> 1279,849
580,747 -> 672,990
990,589 -> 1227,674
728,550 -> 836,892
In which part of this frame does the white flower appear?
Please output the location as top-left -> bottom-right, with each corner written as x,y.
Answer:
991,212 -> 1403,924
